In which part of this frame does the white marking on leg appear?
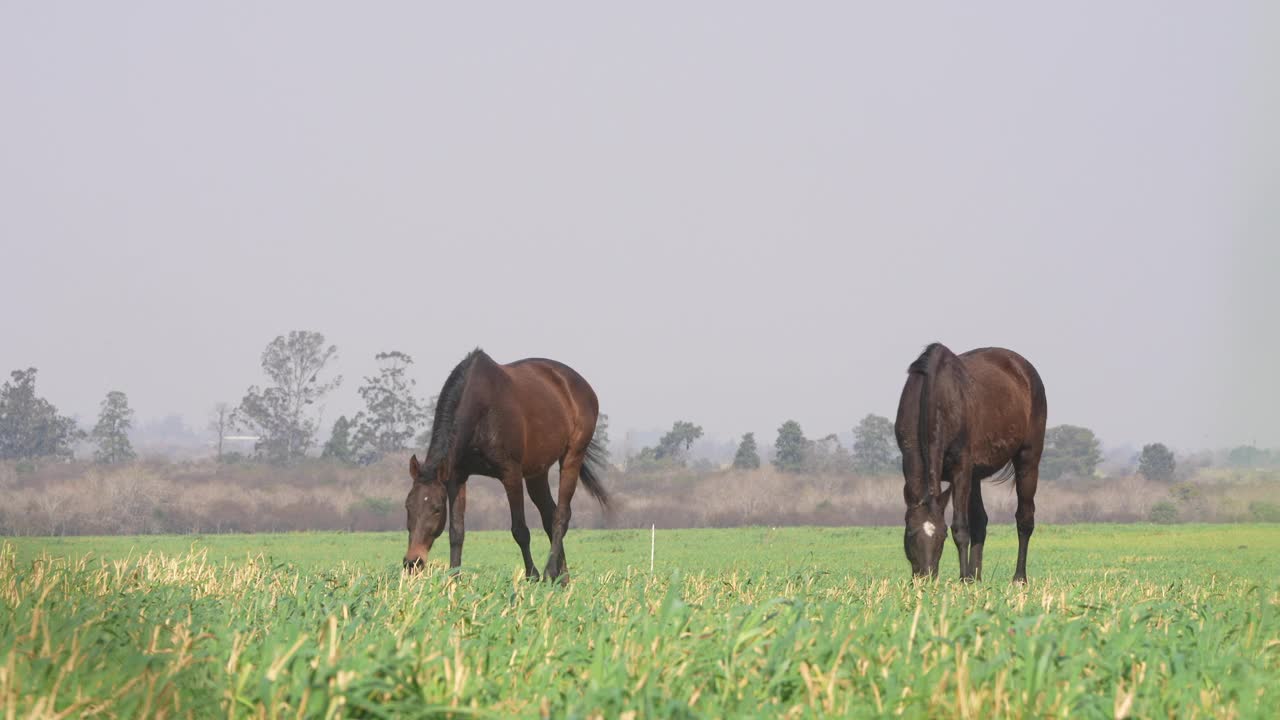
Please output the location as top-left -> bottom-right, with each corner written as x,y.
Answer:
923,521 -> 936,538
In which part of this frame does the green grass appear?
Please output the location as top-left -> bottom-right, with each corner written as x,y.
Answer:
2,525 -> 1278,718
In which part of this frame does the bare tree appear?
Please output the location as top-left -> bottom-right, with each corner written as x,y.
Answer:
35,492 -> 68,536
208,402 -> 232,460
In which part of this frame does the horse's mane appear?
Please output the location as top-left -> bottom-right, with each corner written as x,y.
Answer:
422,347 -> 486,477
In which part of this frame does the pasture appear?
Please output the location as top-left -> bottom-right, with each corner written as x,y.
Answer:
3,524 -> 1278,718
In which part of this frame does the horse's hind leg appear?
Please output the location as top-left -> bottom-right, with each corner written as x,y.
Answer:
1012,446 -> 1042,584
968,479 -> 988,581
543,455 -> 582,582
527,471 -> 557,544
503,467 -> 538,580
528,470 -> 560,576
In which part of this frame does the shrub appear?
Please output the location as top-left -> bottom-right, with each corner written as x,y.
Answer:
271,499 -> 343,532
1068,499 -> 1102,523
1168,482 -> 1209,521
1248,501 -> 1280,523
355,496 -> 395,515
1169,482 -> 1201,504
1149,501 -> 1179,524
349,496 -> 400,532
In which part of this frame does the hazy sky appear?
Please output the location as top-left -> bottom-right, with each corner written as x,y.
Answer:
2,3 -> 1276,451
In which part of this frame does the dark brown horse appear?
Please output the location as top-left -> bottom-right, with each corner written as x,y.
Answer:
403,349 -> 609,581
895,343 -> 1047,582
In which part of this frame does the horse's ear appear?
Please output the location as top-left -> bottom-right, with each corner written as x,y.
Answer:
409,454 -> 421,481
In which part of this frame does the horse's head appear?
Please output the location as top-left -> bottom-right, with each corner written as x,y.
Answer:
904,485 -> 952,578
404,454 -> 447,572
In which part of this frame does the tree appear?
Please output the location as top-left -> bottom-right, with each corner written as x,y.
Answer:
1041,425 -> 1103,480
350,351 -> 430,463
322,416 -> 356,463
733,432 -> 760,470
0,368 -> 82,461
92,391 -> 136,464
773,420 -> 809,473
806,433 -> 854,474
852,414 -> 900,475
1138,443 -> 1176,482
208,402 -> 232,461
234,331 -> 341,464
628,446 -> 660,470
1227,445 -> 1269,469
654,420 -> 703,462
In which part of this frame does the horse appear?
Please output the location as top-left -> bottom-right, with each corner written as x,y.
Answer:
403,348 -> 609,582
894,343 -> 1047,582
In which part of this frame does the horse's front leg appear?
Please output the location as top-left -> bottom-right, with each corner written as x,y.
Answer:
946,458 -> 975,581
447,480 -> 468,569
968,478 -> 989,581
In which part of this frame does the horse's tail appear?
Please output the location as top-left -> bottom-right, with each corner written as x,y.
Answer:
909,343 -> 950,497
579,430 -> 612,509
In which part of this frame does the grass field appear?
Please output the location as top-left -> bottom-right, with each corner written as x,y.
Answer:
3,524 -> 1278,718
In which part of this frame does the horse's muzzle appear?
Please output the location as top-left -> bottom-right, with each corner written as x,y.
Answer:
404,541 -> 430,573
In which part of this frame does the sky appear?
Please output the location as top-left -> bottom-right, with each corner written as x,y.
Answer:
1,2 -> 1275,452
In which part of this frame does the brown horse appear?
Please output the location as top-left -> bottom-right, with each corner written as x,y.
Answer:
403,349 -> 609,581
895,343 -> 1047,582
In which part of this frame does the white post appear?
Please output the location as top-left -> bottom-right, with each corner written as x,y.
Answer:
650,524 -> 655,573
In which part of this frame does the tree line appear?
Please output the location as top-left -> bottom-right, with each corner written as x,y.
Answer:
627,414 -> 903,476
0,330 -> 1274,480
0,331 -> 436,467
625,417 -> 1219,484
1041,425 -> 1181,482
